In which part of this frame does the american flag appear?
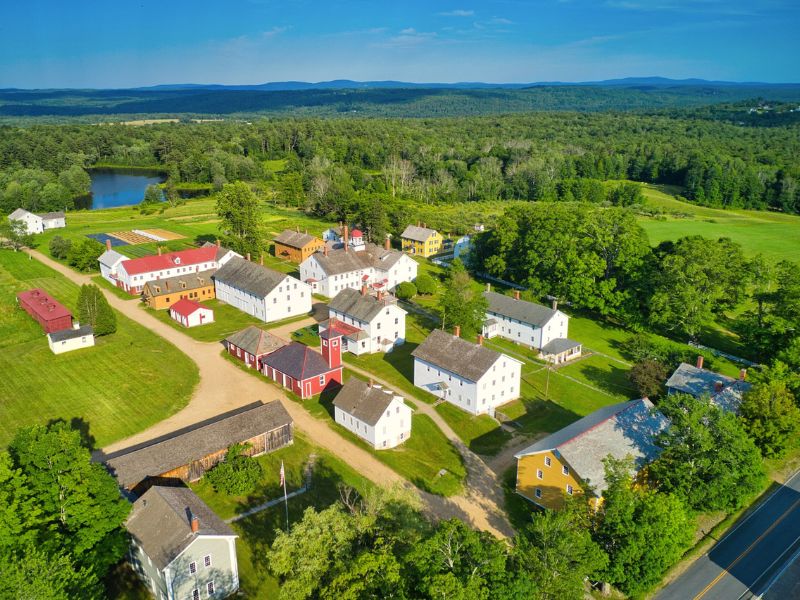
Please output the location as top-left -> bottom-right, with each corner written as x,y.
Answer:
279,461 -> 285,487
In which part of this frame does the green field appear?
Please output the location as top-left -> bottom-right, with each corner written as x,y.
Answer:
638,184 -> 800,263
0,250 -> 198,448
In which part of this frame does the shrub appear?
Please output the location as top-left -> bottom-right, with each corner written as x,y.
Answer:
628,359 -> 668,399
623,333 -> 714,372
396,281 -> 417,300
49,235 -> 72,260
206,443 -> 263,496
66,238 -> 104,272
414,273 -> 437,295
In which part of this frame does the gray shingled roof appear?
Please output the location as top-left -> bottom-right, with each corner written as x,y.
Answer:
310,243 -> 405,276
274,229 -> 320,249
200,241 -> 237,262
541,338 -> 581,355
48,325 -> 93,342
127,486 -> 235,570
39,211 -> 65,220
143,269 -> 216,298
212,256 -> 288,298
262,342 -> 335,381
328,288 -> 401,323
8,208 -> 30,220
224,326 -> 285,357
666,362 -> 751,412
333,377 -> 401,426
104,401 -> 292,489
412,329 -> 507,382
515,399 -> 668,496
484,291 -> 558,328
401,224 -> 438,243
98,249 -> 127,267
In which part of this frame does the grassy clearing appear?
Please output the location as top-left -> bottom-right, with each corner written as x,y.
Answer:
434,402 -> 511,456
0,250 -> 198,448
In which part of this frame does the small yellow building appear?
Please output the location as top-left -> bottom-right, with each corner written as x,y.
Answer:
142,269 -> 216,310
514,398 -> 667,510
400,224 -> 443,257
273,229 -> 325,264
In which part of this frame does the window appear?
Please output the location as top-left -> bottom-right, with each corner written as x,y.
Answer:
562,465 -> 569,476
207,581 -> 215,595
189,561 -> 197,574
537,469 -> 543,479
204,555 -> 212,568
192,589 -> 200,600
544,456 -> 551,467
535,488 -> 542,499
319,375 -> 325,385
566,485 -> 574,495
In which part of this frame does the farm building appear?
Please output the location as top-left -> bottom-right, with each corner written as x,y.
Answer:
224,326 -> 285,370
169,298 -> 214,328
47,324 -> 94,354
400,224 -> 443,257
142,269 -> 216,309
318,287 -> 407,355
126,486 -> 239,600
213,256 -> 312,323
103,400 -> 293,495
273,229 -> 325,263
333,377 -> 412,449
666,357 -> 752,413
262,337 -> 343,400
8,208 -> 66,234
16,288 -> 73,333
411,327 -> 522,417
514,399 -> 668,510
482,288 -> 582,364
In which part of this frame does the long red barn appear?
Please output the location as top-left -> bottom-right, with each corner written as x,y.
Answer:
17,288 -> 73,333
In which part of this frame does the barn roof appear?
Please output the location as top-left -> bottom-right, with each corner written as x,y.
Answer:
17,288 -> 72,322
143,269 -> 215,298
121,245 -> 219,276
262,342 -> 335,381
328,288 -> 402,323
169,298 -> 207,318
484,291 -> 559,328
401,224 -> 438,242
212,256 -> 288,298
274,229 -> 320,249
48,325 -> 94,342
666,362 -> 751,412
224,326 -> 285,357
411,329 -> 512,382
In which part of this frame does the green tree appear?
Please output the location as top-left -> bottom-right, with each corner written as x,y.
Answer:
216,181 -> 263,255
77,284 -> 116,336
395,281 -> 417,300
205,443 -> 263,496
0,218 -> 35,251
439,259 -> 488,338
0,546 -> 101,600
0,453 -> 41,554
592,457 -> 693,597
49,235 -> 72,260
141,184 -> 163,205
648,393 -> 766,512
66,238 -> 104,272
628,359 -> 668,399
414,272 -> 437,295
739,371 -> 800,458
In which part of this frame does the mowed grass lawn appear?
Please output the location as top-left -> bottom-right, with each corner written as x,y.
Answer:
0,250 -> 198,448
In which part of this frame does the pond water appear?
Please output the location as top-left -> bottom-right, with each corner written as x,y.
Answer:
78,168 -> 166,210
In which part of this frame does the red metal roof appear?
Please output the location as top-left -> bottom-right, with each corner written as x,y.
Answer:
121,246 -> 219,276
350,229 -> 363,237
319,319 -> 361,340
169,298 -> 208,318
17,289 -> 72,321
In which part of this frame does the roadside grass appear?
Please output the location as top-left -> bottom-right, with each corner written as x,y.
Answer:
221,352 -> 466,497
434,402 -> 512,456
91,274 -> 137,300
0,249 -> 198,448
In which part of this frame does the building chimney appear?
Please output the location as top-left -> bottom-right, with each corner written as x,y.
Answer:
739,368 -> 747,381
552,299 -> 558,311
323,245 -> 329,257
714,381 -> 723,393
343,225 -> 349,252
454,325 -> 461,338
246,252 -> 251,262
157,246 -> 162,256
216,238 -> 221,248
514,290 -> 520,301
361,284 -> 367,297
105,239 -> 112,251
190,515 -> 199,533
696,355 -> 704,370
486,283 -> 491,292
477,334 -> 484,346
377,290 -> 384,302
384,237 -> 391,251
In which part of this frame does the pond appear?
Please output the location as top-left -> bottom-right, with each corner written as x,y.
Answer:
77,168 -> 166,210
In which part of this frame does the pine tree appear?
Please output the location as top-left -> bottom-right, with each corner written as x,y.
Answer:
77,284 -> 116,336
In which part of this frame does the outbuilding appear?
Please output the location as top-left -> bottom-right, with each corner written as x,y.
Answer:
224,326 -> 285,370
16,288 -> 73,333
169,298 -> 214,328
47,324 -> 95,354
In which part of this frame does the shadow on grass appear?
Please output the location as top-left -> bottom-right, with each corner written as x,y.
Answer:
511,399 -> 582,437
579,363 -> 637,398
469,427 -> 513,456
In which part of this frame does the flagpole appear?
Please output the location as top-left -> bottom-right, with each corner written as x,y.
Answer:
280,460 -> 289,532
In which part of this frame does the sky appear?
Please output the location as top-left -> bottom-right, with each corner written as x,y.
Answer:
0,0 -> 798,88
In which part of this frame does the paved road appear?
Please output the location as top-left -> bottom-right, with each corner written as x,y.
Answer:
657,469 -> 800,600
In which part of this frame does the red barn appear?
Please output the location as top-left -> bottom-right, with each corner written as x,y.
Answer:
224,326 -> 286,370
17,289 -> 73,333
262,333 -> 343,399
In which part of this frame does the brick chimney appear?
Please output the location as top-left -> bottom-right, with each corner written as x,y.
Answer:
514,290 -> 520,301
714,381 -> 723,393
190,515 -> 199,533
105,239 -> 112,251
361,284 -> 367,296
384,236 -> 391,251
739,368 -> 747,381
377,290 -> 384,302
343,225 -> 349,252
323,245 -> 329,257
696,355 -> 704,370
454,325 -> 461,338
477,334 -> 484,346
216,238 -> 221,247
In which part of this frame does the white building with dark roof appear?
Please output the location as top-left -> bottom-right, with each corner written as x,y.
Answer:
47,324 -> 94,354
213,256 -> 311,323
411,328 -> 522,416
482,288 -> 581,364
126,486 -> 239,600
8,208 -> 66,234
319,287 -> 406,355
666,356 -> 751,413
333,377 -> 412,449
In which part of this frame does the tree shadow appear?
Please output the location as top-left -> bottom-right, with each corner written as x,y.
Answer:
45,417 -> 97,451
578,364 -> 637,398
194,234 -> 218,246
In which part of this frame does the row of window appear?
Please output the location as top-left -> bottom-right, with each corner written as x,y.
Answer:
533,484 -> 573,499
536,463 -> 569,478
191,581 -> 215,599
188,555 -> 212,574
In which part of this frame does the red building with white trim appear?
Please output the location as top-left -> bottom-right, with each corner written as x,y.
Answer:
17,289 -> 73,333
224,326 -> 286,370
261,329 -> 344,399
168,298 -> 214,328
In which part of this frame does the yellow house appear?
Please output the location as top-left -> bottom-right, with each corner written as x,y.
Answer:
514,398 -> 667,510
142,269 -> 216,310
400,224 -> 443,257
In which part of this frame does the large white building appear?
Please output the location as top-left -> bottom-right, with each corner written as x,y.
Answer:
319,287 -> 406,355
8,208 -> 66,234
412,328 -> 522,416
333,377 -> 412,449
299,241 -> 417,298
482,288 -> 582,364
213,256 -> 311,323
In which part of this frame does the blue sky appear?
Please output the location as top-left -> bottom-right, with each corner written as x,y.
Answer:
1,0 -> 797,87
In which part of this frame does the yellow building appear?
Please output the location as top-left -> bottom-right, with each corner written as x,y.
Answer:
400,224 -> 443,257
514,398 -> 667,510
142,269 -> 216,310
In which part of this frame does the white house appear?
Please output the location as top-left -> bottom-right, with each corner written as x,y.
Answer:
125,486 -> 239,600
452,235 -> 472,260
8,208 -> 66,234
333,377 -> 412,449
47,324 -> 94,354
213,256 -> 311,323
319,287 -> 406,355
169,298 -> 214,328
109,242 -> 238,295
482,288 -> 582,364
411,328 -> 522,416
299,240 -> 417,298
98,243 -> 129,285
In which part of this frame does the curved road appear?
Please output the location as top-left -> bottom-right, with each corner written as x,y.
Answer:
30,250 -> 512,538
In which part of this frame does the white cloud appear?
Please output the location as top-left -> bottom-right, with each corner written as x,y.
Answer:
439,9 -> 474,17
262,26 -> 289,38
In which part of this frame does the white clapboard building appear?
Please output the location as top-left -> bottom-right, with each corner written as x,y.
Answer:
333,377 -> 412,449
47,324 -> 95,355
412,327 -> 522,416
213,256 -> 311,323
8,208 -> 66,234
